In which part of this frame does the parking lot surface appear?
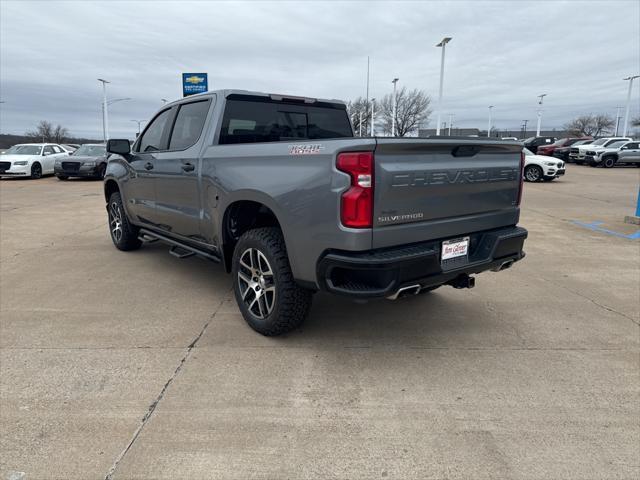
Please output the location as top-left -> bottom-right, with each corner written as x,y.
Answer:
1,166 -> 639,480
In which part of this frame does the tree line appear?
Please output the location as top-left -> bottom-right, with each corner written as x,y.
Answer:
347,87 -> 432,137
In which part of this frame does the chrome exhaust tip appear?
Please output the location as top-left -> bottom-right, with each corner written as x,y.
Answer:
386,284 -> 421,300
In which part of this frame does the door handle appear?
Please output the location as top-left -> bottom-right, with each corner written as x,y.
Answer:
144,162 -> 154,170
181,162 -> 195,172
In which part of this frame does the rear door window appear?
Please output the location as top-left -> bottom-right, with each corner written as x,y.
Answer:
138,109 -> 172,152
219,97 -> 352,144
43,146 -> 54,155
168,100 -> 211,150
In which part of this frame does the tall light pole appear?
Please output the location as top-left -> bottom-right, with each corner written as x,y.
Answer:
97,79 -> 110,142
622,75 -> 639,137
131,119 -> 145,136
358,112 -> 363,137
370,98 -> 376,136
614,106 -> 623,136
391,78 -> 399,137
535,93 -> 547,137
435,37 -> 452,136
522,119 -> 529,138
487,105 -> 494,137
448,114 -> 454,135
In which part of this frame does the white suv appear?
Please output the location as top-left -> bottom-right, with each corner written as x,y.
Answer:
523,148 -> 565,182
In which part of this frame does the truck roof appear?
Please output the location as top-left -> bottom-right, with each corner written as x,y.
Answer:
165,89 -> 347,108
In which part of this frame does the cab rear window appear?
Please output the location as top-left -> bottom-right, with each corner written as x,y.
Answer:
219,96 -> 352,144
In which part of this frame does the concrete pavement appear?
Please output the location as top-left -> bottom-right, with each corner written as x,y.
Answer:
1,166 -> 638,479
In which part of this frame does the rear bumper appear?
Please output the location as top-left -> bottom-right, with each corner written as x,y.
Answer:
317,226 -> 527,298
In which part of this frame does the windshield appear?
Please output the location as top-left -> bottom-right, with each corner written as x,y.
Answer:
72,145 -> 106,156
552,138 -> 568,146
5,145 -> 43,155
572,140 -> 592,147
606,141 -> 627,149
591,139 -> 608,146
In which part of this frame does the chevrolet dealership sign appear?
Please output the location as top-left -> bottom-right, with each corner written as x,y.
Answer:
182,73 -> 208,97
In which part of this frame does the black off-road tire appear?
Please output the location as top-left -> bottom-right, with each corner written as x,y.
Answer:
56,175 -> 68,181
31,163 -> 42,179
232,227 -> 313,336
107,191 -> 142,251
602,156 -> 617,168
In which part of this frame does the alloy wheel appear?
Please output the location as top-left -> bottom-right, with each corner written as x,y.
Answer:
108,201 -> 123,243
237,248 -> 276,319
525,166 -> 540,182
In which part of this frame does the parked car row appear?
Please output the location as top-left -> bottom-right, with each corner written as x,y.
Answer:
0,143 -> 109,179
568,137 -> 634,165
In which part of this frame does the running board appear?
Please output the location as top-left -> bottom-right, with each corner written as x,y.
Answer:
169,246 -> 195,259
138,228 -> 221,263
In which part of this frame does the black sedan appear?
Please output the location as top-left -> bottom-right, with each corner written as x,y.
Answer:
55,144 -> 109,180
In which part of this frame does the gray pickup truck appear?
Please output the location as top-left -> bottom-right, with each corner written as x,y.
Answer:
104,90 -> 527,335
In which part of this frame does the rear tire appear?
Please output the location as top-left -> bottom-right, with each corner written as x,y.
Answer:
524,165 -> 543,182
30,163 -> 42,179
56,175 -> 68,181
232,227 -> 312,336
107,191 -> 141,251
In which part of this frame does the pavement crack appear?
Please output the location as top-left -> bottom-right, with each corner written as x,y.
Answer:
103,299 -> 225,480
537,274 -> 639,327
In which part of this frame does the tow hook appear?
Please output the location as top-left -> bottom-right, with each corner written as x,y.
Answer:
447,274 -> 475,289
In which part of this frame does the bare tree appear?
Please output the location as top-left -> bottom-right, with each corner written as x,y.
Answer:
26,120 -> 54,142
564,114 -> 615,137
378,87 -> 432,137
25,120 -> 69,143
53,125 -> 69,143
347,97 -> 372,136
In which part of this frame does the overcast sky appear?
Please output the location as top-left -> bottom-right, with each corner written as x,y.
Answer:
1,0 -> 639,139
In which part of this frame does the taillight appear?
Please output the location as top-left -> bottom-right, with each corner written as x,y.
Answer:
517,150 -> 525,205
336,151 -> 374,228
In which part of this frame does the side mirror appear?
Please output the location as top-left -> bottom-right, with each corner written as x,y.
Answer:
106,139 -> 130,155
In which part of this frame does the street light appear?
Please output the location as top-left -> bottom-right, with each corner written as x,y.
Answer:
391,78 -> 399,137
522,119 -> 529,138
535,94 -> 547,136
131,119 -> 146,136
448,113 -> 454,136
487,105 -> 494,137
435,36 -> 452,136
622,75 -> 639,137
614,106 -> 623,136
97,78 -> 110,142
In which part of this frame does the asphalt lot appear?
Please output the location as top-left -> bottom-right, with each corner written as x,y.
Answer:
1,165 -> 639,480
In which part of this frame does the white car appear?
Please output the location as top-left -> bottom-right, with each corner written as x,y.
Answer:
523,148 -> 565,182
568,137 -> 632,164
0,143 -> 70,179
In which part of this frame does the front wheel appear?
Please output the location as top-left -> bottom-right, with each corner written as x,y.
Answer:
30,163 -> 42,179
107,191 -> 141,251
232,227 -> 312,336
524,165 -> 543,182
602,157 -> 617,168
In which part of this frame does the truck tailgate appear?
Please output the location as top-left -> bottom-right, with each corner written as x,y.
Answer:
372,139 -> 522,249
